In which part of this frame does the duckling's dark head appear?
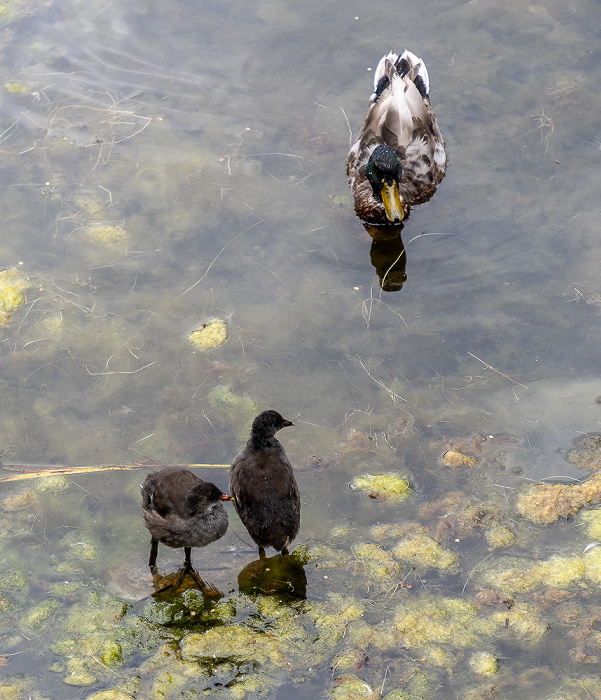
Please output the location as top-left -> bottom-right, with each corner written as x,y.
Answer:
366,145 -> 405,224
251,410 -> 294,441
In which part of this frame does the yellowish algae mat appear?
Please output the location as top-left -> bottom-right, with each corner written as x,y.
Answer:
349,472 -> 411,501
0,267 -> 29,325
188,318 -> 229,349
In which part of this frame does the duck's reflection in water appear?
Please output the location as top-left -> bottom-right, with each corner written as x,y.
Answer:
364,224 -> 407,292
150,567 -> 224,598
237,550 -> 307,600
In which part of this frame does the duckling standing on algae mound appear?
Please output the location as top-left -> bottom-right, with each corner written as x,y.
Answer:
141,467 -> 234,594
230,410 -> 301,559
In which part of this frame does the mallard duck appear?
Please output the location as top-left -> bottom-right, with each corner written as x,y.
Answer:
347,50 -> 447,225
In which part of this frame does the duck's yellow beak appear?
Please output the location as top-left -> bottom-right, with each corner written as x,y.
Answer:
381,181 -> 404,224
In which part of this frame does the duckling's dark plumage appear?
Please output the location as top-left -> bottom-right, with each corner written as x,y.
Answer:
348,50 -> 447,224
230,410 -> 300,556
141,467 -> 230,571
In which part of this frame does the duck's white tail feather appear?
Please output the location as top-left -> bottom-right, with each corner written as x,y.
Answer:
371,50 -> 430,102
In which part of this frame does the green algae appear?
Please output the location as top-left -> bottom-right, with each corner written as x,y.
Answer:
63,657 -> 97,686
21,598 -> 61,629
390,596 -> 497,650
391,530 -> 459,571
0,569 -> 27,590
580,509 -> 601,539
86,691 -> 136,700
189,318 -> 229,349
2,488 -> 39,511
480,553 -> 590,594
330,674 -> 377,699
4,81 -> 33,93
485,524 -> 516,549
353,542 -> 401,583
0,267 -> 28,324
349,472 -> 411,502
34,474 -> 69,493
469,651 -> 498,676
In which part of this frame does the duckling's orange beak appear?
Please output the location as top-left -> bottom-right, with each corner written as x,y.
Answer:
381,181 -> 404,224
221,494 -> 236,501
283,420 -> 294,427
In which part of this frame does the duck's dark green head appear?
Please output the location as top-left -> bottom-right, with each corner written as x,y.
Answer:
365,145 -> 404,224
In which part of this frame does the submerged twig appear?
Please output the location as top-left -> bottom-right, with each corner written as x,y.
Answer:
467,352 -> 529,390
177,219 -> 265,298
0,462 -> 231,482
355,355 -> 406,404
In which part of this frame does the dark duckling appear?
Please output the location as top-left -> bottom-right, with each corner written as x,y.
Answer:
230,410 -> 300,558
141,466 -> 232,592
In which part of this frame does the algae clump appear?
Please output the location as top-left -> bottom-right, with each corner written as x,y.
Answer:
485,524 -> 516,549
0,267 -> 29,325
87,224 -> 128,244
516,473 -> 601,524
469,651 -> 498,676
441,450 -> 477,468
391,595 -> 496,649
581,509 -> 601,539
189,318 -> 228,349
353,543 -> 401,583
349,472 -> 411,502
330,674 -> 377,699
392,530 -> 459,570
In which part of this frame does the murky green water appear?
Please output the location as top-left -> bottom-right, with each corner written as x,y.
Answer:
1,0 -> 601,697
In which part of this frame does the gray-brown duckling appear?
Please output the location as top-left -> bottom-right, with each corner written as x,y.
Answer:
230,410 -> 300,558
141,466 -> 233,593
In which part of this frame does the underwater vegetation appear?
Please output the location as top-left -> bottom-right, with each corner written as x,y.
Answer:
189,318 -> 229,349
349,472 -> 411,502
0,267 -> 28,325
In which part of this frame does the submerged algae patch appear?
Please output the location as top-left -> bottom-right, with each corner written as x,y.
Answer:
189,318 -> 228,349
0,267 -> 29,325
516,472 -> 601,525
391,595 -> 497,649
392,527 -> 459,571
349,472 -> 411,502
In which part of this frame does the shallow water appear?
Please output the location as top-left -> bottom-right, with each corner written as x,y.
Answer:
1,0 -> 601,697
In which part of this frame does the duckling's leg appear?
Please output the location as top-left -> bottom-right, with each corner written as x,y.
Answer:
281,546 -> 289,556
148,537 -> 159,569
259,547 -> 266,559
181,547 -> 220,596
